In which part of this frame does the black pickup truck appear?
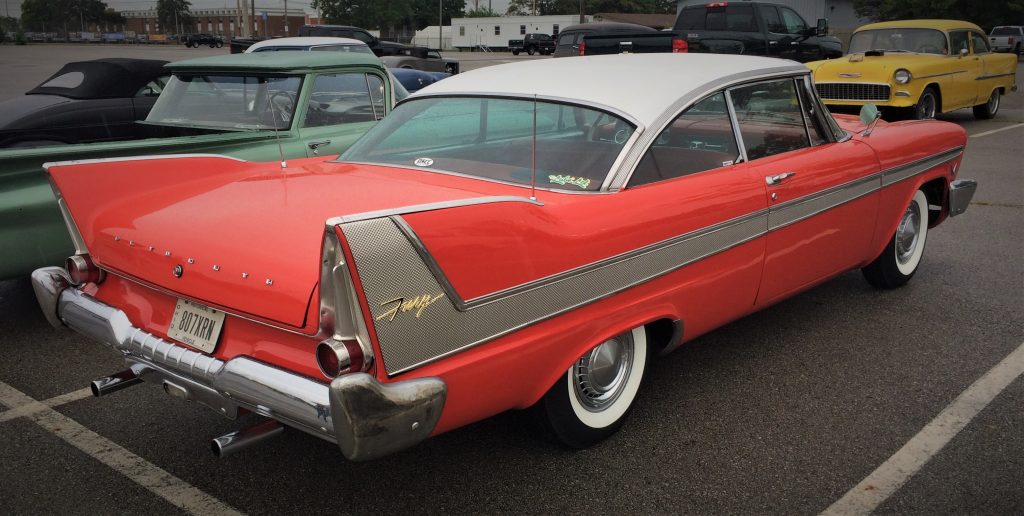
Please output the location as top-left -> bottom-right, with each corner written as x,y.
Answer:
509,34 -> 556,55
581,2 -> 842,63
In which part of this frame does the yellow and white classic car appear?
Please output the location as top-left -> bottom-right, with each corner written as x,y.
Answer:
807,20 -> 1017,119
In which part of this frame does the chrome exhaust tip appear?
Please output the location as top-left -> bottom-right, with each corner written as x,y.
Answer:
211,419 -> 284,458
90,370 -> 143,397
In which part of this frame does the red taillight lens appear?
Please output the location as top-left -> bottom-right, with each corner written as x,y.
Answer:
65,254 -> 104,285
579,41 -> 586,56
1009,37 -> 1015,44
672,39 -> 689,53
316,339 -> 365,379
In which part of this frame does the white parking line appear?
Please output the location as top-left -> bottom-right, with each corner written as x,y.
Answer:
0,387 -> 92,423
969,123 -> 1024,138
822,341 -> 1024,515
0,381 -> 242,516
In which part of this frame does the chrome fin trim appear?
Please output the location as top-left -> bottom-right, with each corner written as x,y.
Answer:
326,196 -> 543,226
341,210 -> 768,375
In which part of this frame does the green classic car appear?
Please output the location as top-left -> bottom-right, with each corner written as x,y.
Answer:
1,52 -> 401,279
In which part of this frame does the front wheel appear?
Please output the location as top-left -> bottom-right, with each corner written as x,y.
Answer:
973,89 -> 1000,119
527,46 -> 536,56
862,189 -> 929,289
512,50 -> 520,56
912,88 -> 938,119
537,326 -> 648,448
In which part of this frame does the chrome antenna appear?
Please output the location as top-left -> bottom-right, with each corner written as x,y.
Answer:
530,94 -> 537,201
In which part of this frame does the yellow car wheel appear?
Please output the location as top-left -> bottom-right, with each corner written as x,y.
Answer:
973,89 -> 1000,120
913,88 -> 938,120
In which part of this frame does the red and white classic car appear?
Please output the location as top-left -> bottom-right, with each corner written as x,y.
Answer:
33,54 -> 977,460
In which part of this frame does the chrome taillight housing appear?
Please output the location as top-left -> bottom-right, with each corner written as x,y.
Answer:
317,226 -> 374,379
65,254 -> 104,285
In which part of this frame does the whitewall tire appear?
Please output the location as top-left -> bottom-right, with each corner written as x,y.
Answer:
863,189 -> 929,288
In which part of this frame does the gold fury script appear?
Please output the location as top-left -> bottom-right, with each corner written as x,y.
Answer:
376,294 -> 446,322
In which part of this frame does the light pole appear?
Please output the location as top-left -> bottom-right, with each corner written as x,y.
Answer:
438,0 -> 442,50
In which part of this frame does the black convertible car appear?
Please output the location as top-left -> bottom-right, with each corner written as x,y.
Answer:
0,58 -> 169,148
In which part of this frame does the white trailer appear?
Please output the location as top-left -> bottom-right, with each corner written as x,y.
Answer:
451,15 -> 591,50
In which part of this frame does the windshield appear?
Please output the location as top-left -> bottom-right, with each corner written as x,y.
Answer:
146,74 -> 302,130
849,28 -> 949,55
340,97 -> 635,191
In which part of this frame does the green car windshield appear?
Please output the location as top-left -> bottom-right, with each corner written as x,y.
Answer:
146,74 -> 302,130
849,28 -> 949,55
339,96 -> 635,192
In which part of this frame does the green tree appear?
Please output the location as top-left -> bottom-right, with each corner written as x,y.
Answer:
409,0 -> 464,28
465,6 -> 501,17
853,0 -> 1024,31
156,0 -> 192,34
507,0 -> 676,16
21,0 -> 110,32
311,0 -> 414,30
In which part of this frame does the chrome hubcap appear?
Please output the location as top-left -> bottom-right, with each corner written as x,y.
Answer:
918,94 -> 936,119
896,202 -> 921,265
573,334 -> 634,412
988,92 -> 999,113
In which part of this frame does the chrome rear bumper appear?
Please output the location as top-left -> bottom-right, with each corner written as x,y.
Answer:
31,267 -> 446,461
948,179 -> 977,217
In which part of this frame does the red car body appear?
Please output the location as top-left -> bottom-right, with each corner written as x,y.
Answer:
34,54 -> 977,460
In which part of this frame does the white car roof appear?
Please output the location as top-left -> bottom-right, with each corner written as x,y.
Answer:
245,37 -> 369,52
414,53 -> 807,128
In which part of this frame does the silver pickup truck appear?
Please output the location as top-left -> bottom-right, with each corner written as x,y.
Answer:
989,26 -> 1023,55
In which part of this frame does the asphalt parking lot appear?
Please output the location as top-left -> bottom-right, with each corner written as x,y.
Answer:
0,45 -> 1021,515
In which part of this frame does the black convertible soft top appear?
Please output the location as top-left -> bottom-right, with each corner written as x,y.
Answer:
27,58 -> 169,99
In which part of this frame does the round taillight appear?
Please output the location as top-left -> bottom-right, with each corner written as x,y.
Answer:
65,254 -> 104,285
316,339 -> 364,379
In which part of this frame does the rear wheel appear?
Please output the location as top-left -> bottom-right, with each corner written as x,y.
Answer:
862,189 -> 929,289
537,326 -> 648,448
512,50 -> 520,55
912,88 -> 938,119
973,89 -> 1000,119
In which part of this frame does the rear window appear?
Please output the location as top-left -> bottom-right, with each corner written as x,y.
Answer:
676,5 -> 756,32
991,27 -> 1021,36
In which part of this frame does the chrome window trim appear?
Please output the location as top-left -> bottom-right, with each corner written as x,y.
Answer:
326,196 -> 544,226
725,89 -> 749,163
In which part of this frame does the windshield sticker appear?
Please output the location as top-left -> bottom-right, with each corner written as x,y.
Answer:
414,157 -> 434,167
548,174 -> 591,190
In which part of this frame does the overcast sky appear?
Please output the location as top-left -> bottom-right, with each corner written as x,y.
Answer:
3,0 -> 513,19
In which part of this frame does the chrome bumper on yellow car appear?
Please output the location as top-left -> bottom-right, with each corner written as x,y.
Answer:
31,267 -> 446,461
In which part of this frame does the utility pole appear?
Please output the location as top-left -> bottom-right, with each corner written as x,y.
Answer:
284,0 -> 288,36
438,0 -> 442,50
579,0 -> 585,24
79,0 -> 85,32
250,0 -> 255,39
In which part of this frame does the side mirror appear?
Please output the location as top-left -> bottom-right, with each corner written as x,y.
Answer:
859,104 -> 881,136
816,18 -> 828,37
959,47 -> 969,57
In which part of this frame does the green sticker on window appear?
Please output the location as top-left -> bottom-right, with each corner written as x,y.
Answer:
548,174 -> 591,190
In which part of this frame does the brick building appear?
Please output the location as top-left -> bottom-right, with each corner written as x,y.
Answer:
121,7 -> 304,38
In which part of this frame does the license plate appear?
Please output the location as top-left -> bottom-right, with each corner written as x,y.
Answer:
167,299 -> 225,353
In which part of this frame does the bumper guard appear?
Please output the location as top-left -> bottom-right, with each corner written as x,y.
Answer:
31,267 -> 446,461
948,179 -> 977,217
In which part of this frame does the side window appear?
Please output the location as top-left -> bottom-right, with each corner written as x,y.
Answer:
630,92 -> 739,187
557,32 -> 574,46
494,26 -> 500,36
796,79 -> 827,146
970,32 -> 990,54
729,79 -> 810,161
459,26 -> 465,36
520,25 -> 526,35
367,74 -> 385,120
779,7 -> 807,34
351,31 -> 373,43
303,73 -> 377,128
135,76 -> 168,97
949,31 -> 969,54
553,24 -> 559,36
762,6 -> 785,34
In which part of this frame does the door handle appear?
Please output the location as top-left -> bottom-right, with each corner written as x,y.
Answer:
308,140 -> 331,155
765,172 -> 797,185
